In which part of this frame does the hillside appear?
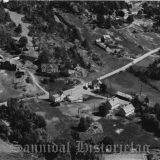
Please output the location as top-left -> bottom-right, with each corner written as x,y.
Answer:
1,1 -> 160,160
0,138 -> 43,160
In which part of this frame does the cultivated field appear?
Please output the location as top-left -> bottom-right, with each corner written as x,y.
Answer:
102,71 -> 160,105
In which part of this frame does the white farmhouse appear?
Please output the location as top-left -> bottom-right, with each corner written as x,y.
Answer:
106,97 -> 121,110
119,103 -> 135,117
49,91 -> 66,103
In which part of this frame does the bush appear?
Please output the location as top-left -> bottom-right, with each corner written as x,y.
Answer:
78,117 -> 89,132
99,102 -> 111,117
19,36 -> 28,47
14,24 -> 22,34
60,71 -> 70,77
42,78 -> 49,84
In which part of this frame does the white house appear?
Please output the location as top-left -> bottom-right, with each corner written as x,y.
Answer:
91,79 -> 102,90
101,35 -> 112,43
49,91 -> 66,103
106,97 -> 121,110
118,103 -> 135,117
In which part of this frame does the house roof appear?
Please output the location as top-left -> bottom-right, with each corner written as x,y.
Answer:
10,59 -> 22,68
41,63 -> 58,69
0,119 -> 10,127
53,94 -> 60,98
102,35 -> 111,40
116,91 -> 132,100
122,103 -> 134,114
108,97 -> 120,107
53,90 -> 64,98
80,106 -> 91,111
57,90 -> 63,95
13,77 -> 25,84
121,9 -> 128,14
16,81 -> 26,87
92,79 -> 99,85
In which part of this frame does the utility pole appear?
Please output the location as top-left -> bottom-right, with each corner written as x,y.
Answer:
78,108 -> 79,117
140,83 -> 142,94
109,78 -> 112,89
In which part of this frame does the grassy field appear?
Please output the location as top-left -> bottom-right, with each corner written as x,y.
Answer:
134,55 -> 156,68
99,119 -> 160,147
66,14 -> 160,83
102,72 -> 160,105
81,118 -> 160,147
42,79 -> 73,92
25,99 -> 77,141
0,70 -> 21,102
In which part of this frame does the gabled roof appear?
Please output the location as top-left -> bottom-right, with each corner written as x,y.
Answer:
122,103 -> 134,114
121,9 -> 128,14
102,35 -> 111,40
53,90 -> 64,98
92,79 -> 99,85
108,97 -> 120,107
57,90 -> 63,95
116,91 -> 132,100
16,81 -> 26,87
41,63 -> 58,69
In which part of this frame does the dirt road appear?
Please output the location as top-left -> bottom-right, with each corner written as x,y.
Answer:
27,70 -> 49,99
99,47 -> 160,80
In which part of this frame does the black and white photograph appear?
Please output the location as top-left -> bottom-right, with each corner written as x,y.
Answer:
0,0 -> 160,160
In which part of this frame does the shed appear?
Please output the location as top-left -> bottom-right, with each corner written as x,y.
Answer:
116,91 -> 133,101
101,35 -> 112,43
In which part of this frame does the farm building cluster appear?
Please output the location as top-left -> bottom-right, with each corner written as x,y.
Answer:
107,91 -> 135,117
95,35 -> 132,59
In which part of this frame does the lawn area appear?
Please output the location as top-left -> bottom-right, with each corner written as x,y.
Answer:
134,55 -> 156,68
40,79 -> 73,92
99,118 -> 160,147
102,71 -> 160,106
25,99 -> 77,141
80,118 -> 160,147
0,70 -> 21,102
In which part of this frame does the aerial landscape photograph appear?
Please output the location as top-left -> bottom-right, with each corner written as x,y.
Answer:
1,0 -> 160,160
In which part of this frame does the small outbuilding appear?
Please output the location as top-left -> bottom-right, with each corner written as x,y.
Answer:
49,90 -> 66,103
91,79 -> 102,90
116,91 -> 133,101
101,35 -> 112,43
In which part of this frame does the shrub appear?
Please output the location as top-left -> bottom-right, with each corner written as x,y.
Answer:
78,117 -> 89,132
43,78 -> 49,84
14,24 -> 22,34
19,36 -> 28,47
